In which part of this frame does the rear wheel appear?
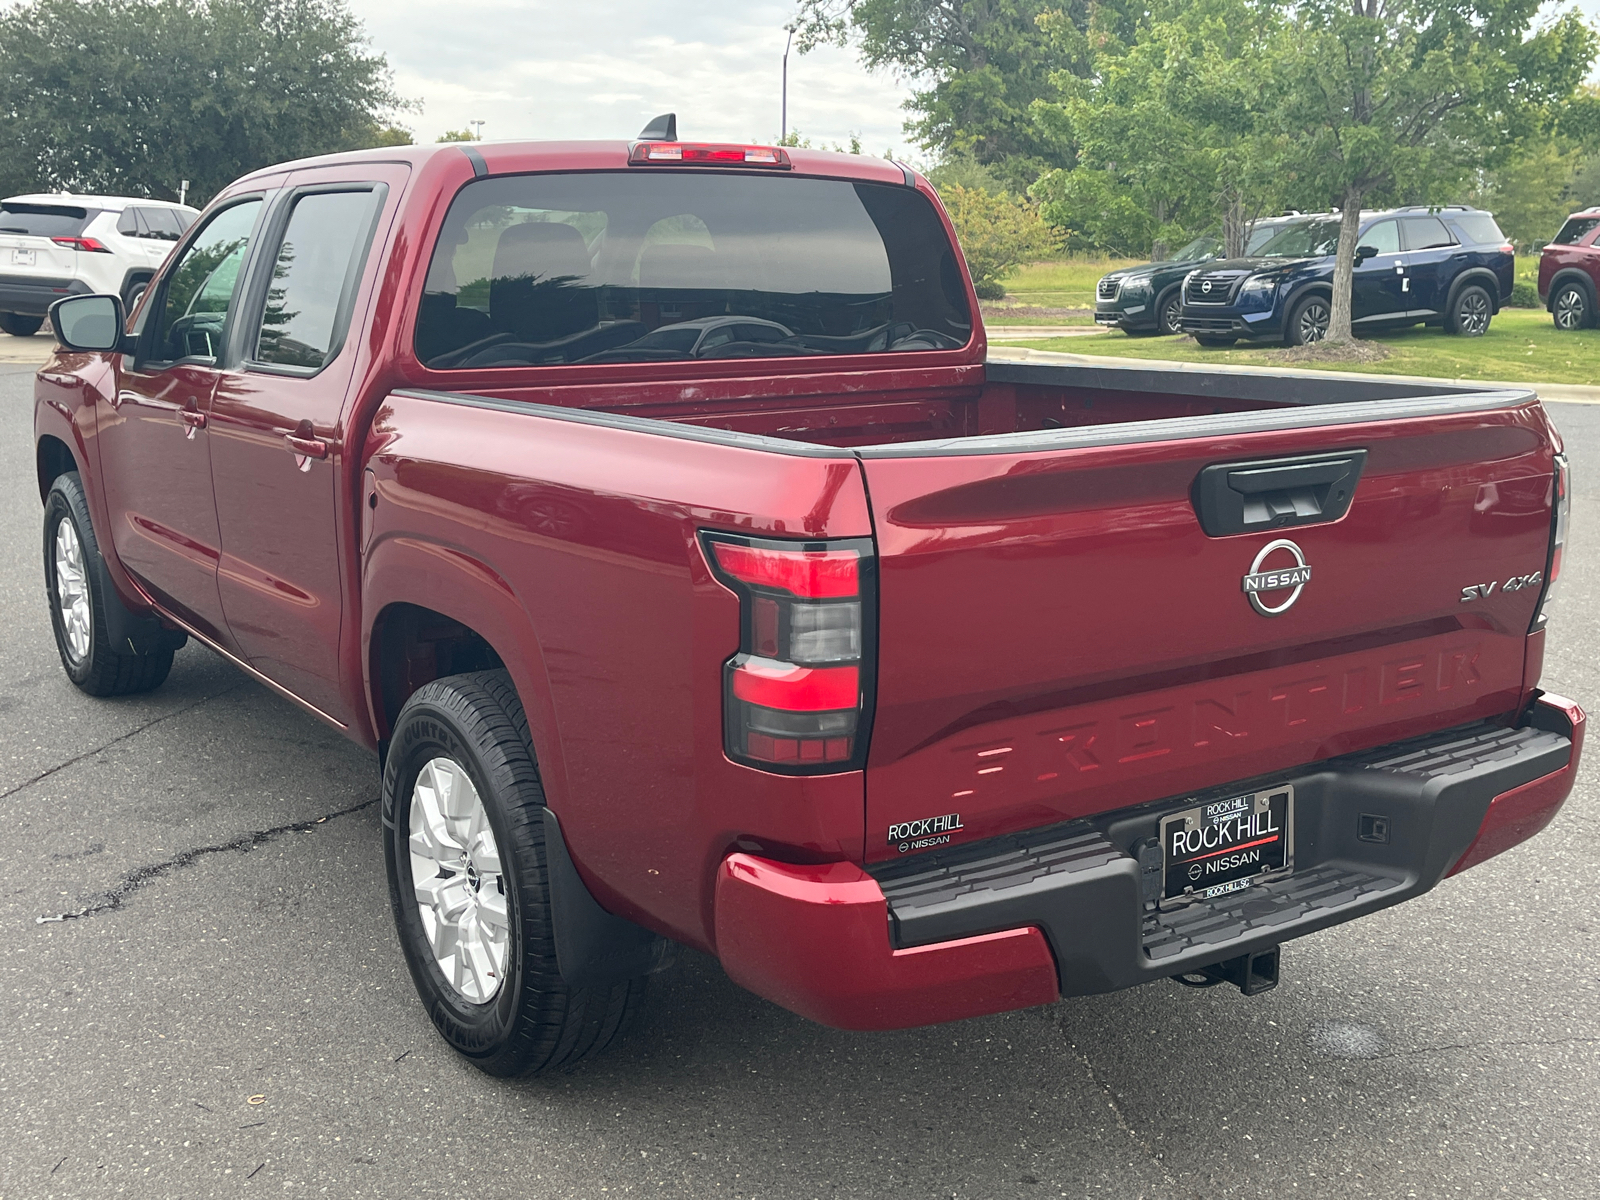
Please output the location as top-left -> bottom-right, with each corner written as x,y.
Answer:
1551,281 -> 1592,331
1448,284 -> 1492,337
1157,291 -> 1183,335
44,473 -> 177,696
1193,335 -> 1236,348
1285,295 -> 1330,346
384,670 -> 648,1077
0,312 -> 43,337
123,278 -> 150,310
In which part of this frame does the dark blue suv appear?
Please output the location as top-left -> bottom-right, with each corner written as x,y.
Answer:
1178,207 -> 1513,347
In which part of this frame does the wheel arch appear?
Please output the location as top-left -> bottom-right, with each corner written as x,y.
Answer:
1280,280 -> 1333,321
362,541 -> 566,806
1545,267 -> 1597,311
36,433 -> 79,504
1446,268 -> 1504,315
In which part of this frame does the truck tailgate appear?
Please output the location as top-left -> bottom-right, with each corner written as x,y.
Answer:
860,393 -> 1556,862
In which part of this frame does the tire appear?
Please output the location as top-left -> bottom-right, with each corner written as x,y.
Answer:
43,472 -> 176,696
1551,281 -> 1592,331
1157,291 -> 1183,335
1284,294 -> 1331,346
1193,335 -> 1236,348
0,312 -> 44,337
383,670 -> 648,1077
1448,284 -> 1492,337
123,280 -> 149,309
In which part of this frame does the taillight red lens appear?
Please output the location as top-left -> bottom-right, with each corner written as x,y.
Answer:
1532,453 -> 1570,631
630,142 -> 792,169
702,532 -> 875,774
51,236 -> 111,253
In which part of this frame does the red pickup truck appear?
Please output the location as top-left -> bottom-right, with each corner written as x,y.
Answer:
35,132 -> 1583,1078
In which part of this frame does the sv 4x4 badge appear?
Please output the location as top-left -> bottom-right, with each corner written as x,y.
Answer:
1460,571 -> 1542,602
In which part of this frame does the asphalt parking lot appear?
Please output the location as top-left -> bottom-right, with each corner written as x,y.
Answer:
1,357 -> 1595,1199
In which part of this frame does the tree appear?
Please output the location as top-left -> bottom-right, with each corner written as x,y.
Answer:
1030,0 -> 1293,259
1273,0 -> 1597,342
1472,137 -> 1581,250
793,0 -> 1141,189
436,130 -> 478,143
0,0 -> 407,206
938,182 -> 1057,296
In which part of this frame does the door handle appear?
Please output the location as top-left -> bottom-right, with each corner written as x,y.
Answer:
180,409 -> 206,439
1193,451 -> 1369,537
285,434 -> 328,459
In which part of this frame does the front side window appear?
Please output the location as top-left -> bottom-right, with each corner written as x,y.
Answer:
1552,216 -> 1600,246
414,171 -> 972,369
253,190 -> 377,369
150,199 -> 262,362
1360,220 -> 1401,256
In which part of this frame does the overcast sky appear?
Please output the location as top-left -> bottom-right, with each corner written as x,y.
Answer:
347,0 -> 1600,160
346,0 -> 915,155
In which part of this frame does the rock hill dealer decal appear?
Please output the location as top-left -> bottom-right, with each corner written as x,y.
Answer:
890,813 -> 963,853
1160,787 -> 1293,905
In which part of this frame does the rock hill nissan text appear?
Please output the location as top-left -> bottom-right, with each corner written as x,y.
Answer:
36,122 -> 1583,1076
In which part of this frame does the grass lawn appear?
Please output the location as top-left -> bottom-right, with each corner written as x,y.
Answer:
1007,307 -> 1600,386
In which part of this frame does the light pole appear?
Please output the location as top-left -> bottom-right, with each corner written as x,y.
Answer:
781,24 -> 795,144
469,120 -> 485,141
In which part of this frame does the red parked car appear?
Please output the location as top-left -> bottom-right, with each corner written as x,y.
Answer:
35,124 -> 1583,1077
1538,207 -> 1600,328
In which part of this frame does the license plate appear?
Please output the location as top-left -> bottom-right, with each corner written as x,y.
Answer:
1160,786 -> 1293,905
11,248 -> 35,266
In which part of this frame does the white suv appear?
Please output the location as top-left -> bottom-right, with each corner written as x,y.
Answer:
0,193 -> 199,337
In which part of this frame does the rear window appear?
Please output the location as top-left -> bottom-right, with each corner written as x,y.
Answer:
1449,213 -> 1505,246
1552,216 -> 1600,246
0,202 -> 95,238
414,171 -> 972,369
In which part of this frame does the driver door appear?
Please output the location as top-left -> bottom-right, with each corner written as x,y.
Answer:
98,197 -> 267,643
1351,219 -> 1405,325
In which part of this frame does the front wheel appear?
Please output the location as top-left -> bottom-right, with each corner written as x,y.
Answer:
0,312 -> 44,337
1284,295 -> 1331,346
1448,284 -> 1492,337
1551,282 -> 1592,331
1157,291 -> 1183,335
383,670 -> 647,1077
44,472 -> 177,696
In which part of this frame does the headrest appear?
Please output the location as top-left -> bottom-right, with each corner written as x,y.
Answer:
493,221 -> 591,283
638,243 -> 720,289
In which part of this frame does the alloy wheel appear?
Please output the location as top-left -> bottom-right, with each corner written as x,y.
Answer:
1298,301 -> 1330,343
1457,290 -> 1490,336
1554,287 -> 1587,331
53,518 -> 92,664
409,756 -> 511,1004
1160,296 -> 1181,334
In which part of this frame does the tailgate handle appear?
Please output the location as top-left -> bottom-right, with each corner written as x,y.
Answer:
1193,450 -> 1367,537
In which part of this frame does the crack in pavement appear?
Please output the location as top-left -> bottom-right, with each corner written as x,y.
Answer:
1050,1012 -> 1182,1190
35,796 -> 378,924
0,682 -> 242,803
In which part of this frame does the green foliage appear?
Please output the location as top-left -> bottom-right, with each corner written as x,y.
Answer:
793,0 -> 1137,189
938,183 -> 1057,297
0,0 -> 406,206
369,126 -> 414,147
1473,138 -> 1583,251
436,130 -> 478,143
1509,281 -> 1540,308
776,129 -> 864,153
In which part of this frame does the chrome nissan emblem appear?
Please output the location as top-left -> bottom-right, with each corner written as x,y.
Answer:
1201,280 -> 1213,293
1241,539 -> 1312,616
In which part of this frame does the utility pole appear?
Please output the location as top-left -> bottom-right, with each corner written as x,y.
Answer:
781,24 -> 795,144
469,120 -> 485,141
178,179 -> 188,207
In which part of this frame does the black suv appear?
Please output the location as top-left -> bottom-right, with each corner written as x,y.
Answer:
1178,207 -> 1513,346
1094,219 -> 1297,335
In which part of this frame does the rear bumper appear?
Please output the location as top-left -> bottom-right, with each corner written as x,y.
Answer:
0,274 -> 90,316
714,695 -> 1582,1029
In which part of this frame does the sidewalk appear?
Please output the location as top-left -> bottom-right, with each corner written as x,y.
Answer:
0,333 -> 54,364
988,342 -> 1600,405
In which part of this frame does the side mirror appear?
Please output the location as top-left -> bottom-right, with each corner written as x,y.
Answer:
1354,244 -> 1379,264
49,294 -> 127,353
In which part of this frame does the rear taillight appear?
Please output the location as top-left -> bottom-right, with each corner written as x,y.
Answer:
51,236 -> 111,253
1532,453 -> 1570,631
702,532 -> 874,774
630,142 -> 792,169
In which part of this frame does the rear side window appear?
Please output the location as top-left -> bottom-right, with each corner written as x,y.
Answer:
253,190 -> 379,369
414,171 -> 972,369
1552,217 -> 1600,246
1401,216 -> 1455,250
0,202 -> 95,238
116,207 -> 184,240
1449,213 -> 1505,245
